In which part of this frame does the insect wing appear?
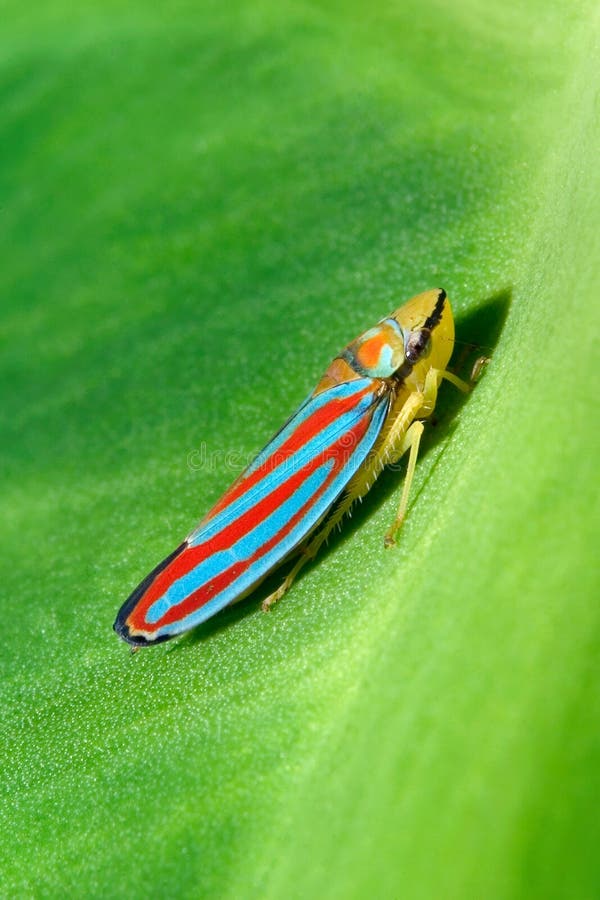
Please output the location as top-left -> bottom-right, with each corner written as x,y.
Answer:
114,378 -> 390,645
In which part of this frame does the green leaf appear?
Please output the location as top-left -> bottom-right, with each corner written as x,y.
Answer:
1,1 -> 598,897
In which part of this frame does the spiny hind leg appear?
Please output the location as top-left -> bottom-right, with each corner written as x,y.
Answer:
261,544 -> 316,612
261,409 -> 425,609
261,364 -> 477,610
261,500 -> 353,612
260,447 -> 386,612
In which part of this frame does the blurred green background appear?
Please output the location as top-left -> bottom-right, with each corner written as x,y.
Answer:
1,1 -> 598,897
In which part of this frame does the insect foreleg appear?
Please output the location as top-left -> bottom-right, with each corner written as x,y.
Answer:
383,364 -> 465,546
383,419 -> 425,547
261,360 -> 476,608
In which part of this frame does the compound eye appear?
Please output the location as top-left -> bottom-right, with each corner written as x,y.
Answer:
405,328 -> 431,363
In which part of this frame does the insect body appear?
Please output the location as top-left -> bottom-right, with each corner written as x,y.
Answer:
114,289 -> 471,647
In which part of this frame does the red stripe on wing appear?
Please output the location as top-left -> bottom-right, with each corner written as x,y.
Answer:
126,415 -> 371,632
204,383 -> 376,521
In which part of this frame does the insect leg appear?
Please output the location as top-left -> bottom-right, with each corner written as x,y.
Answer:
261,542 -> 320,612
261,496 -> 359,610
383,420 -> 424,547
470,355 -> 490,382
437,357 -> 491,395
261,359 -> 476,608
436,367 -> 470,395
258,397 -> 423,611
382,364 -> 464,546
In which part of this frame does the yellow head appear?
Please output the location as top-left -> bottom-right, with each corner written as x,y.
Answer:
347,288 -> 454,376
389,288 -> 455,375
314,289 -> 455,394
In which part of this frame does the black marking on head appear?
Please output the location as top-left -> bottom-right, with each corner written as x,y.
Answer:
423,288 -> 447,331
403,289 -> 446,365
394,289 -> 447,378
113,540 -> 188,646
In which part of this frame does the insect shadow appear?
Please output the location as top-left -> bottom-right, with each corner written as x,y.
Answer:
179,287 -> 512,651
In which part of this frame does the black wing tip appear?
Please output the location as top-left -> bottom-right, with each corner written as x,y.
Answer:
113,540 -> 188,648
113,615 -> 172,648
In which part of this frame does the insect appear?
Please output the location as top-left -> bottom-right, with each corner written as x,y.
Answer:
114,289 -> 476,647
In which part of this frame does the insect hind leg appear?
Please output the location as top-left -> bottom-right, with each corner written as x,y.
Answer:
261,476 -> 368,611
261,543 -> 319,612
261,361 -> 478,609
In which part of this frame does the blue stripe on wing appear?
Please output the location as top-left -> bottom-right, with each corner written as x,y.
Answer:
187,379 -> 382,543
149,380 -> 390,636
